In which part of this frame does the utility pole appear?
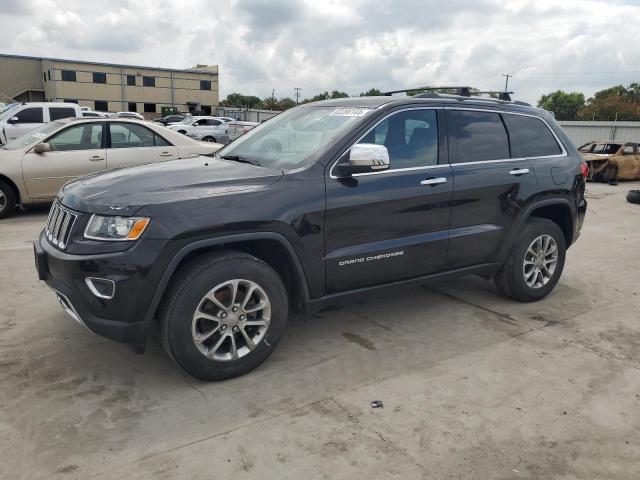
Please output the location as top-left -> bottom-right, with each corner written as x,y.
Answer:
502,73 -> 512,92
294,87 -> 302,104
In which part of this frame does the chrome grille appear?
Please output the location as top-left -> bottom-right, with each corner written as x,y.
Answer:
45,202 -> 77,249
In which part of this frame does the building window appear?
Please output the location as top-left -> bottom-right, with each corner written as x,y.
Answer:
143,103 -> 156,113
61,70 -> 76,82
47,70 -> 51,81
93,72 -> 107,84
126,75 -> 136,86
200,80 -> 212,91
201,105 -> 212,114
43,72 -> 46,83
64,99 -> 79,104
94,100 -> 108,112
143,76 -> 155,87
128,102 -> 137,112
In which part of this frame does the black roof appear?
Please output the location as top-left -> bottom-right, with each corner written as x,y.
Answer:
309,95 -> 544,115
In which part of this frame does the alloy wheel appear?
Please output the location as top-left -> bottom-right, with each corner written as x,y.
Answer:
523,234 -> 558,289
191,279 -> 271,361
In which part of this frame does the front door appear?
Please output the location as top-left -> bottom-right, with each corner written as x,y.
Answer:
22,122 -> 106,200
106,122 -> 179,169
445,109 -> 539,268
325,108 -> 452,293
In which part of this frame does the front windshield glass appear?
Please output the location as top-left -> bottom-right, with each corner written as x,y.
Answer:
592,143 -> 621,155
1,121 -> 63,150
0,104 -> 19,122
178,117 -> 193,124
218,106 -> 372,169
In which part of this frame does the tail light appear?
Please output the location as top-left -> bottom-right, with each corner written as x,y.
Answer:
580,162 -> 588,178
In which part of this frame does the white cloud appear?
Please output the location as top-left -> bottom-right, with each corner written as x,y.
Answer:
1,0 -> 638,104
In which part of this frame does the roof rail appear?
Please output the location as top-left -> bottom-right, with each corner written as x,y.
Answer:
382,86 -> 532,106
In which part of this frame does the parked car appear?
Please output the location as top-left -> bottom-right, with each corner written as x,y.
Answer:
0,102 -> 83,145
579,141 -> 640,182
33,92 -> 587,381
82,110 -> 111,118
168,116 -> 223,135
115,112 -> 145,120
186,118 -> 230,143
228,120 -> 260,141
0,118 -> 222,218
155,114 -> 186,126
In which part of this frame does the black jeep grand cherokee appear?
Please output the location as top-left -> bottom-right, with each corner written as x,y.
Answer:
34,93 -> 587,380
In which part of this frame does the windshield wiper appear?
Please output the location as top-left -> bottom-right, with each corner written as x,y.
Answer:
216,154 -> 262,167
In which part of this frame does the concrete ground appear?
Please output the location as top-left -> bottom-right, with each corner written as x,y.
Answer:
0,181 -> 639,480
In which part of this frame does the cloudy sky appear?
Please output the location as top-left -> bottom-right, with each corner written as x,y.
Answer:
1,0 -> 639,105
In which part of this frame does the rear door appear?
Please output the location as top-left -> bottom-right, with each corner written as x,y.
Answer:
6,107 -> 44,141
106,122 -> 179,169
446,109 -> 538,268
325,108 -> 453,293
22,122 -> 106,199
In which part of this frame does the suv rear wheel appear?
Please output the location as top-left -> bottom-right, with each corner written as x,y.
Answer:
494,218 -> 566,302
160,251 -> 288,381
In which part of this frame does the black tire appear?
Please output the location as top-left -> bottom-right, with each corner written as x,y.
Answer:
202,136 -> 216,143
627,190 -> 640,204
494,218 -> 566,302
159,251 -> 288,381
0,180 -> 17,219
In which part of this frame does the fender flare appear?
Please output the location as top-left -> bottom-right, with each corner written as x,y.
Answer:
141,232 -> 311,327
496,198 -> 575,261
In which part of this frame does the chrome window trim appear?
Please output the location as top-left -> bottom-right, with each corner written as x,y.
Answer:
329,106 -> 443,179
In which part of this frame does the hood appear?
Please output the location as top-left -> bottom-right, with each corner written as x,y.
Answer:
581,153 -> 612,161
59,156 -> 283,215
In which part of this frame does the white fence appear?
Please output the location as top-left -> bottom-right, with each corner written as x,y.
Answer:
558,121 -> 640,147
214,107 -> 280,123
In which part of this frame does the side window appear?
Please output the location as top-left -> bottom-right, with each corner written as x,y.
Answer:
357,109 -> 438,169
206,119 -> 222,126
504,114 -> 562,158
49,107 -> 77,121
450,110 -> 510,163
48,124 -> 103,151
14,107 -> 43,124
622,145 -> 636,155
109,123 -> 169,148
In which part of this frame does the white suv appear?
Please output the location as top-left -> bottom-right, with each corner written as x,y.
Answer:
0,102 -> 83,144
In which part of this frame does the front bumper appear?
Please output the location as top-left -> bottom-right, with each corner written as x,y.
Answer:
34,232 -> 169,350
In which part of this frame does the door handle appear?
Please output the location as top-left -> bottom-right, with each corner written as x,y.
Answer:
420,177 -> 447,186
509,168 -> 530,176
159,152 -> 173,157
89,155 -> 104,161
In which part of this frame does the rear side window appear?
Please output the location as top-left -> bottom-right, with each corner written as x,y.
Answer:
13,107 -> 43,123
49,107 -> 77,121
450,110 -> 510,163
504,114 -> 562,158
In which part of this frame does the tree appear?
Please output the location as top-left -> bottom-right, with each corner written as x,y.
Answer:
360,88 -> 383,96
577,83 -> 640,121
220,93 -> 262,109
537,90 -> 585,120
329,90 -> 349,99
276,97 -> 296,110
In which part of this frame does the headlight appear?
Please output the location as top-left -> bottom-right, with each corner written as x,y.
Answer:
84,215 -> 150,241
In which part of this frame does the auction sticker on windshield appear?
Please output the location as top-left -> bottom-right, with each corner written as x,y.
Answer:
329,108 -> 370,117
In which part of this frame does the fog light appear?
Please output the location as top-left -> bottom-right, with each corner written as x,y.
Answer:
85,277 -> 116,299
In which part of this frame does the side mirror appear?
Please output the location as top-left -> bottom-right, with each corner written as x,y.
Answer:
8,116 -> 19,124
33,143 -> 51,154
338,143 -> 390,176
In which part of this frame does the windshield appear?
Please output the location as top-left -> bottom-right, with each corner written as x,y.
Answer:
178,117 -> 194,124
0,104 -> 19,122
218,106 -> 372,170
592,143 -> 621,155
1,121 -> 63,150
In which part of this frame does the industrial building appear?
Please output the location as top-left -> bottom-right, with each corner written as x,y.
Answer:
0,53 -> 219,118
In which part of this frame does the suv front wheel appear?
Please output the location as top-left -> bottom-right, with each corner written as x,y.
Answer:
494,218 -> 566,302
160,251 -> 288,381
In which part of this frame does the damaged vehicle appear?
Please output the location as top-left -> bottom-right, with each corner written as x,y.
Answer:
579,141 -> 640,182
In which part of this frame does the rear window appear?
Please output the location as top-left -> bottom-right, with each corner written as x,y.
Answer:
504,114 -> 562,158
49,107 -> 77,121
450,110 -> 510,163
